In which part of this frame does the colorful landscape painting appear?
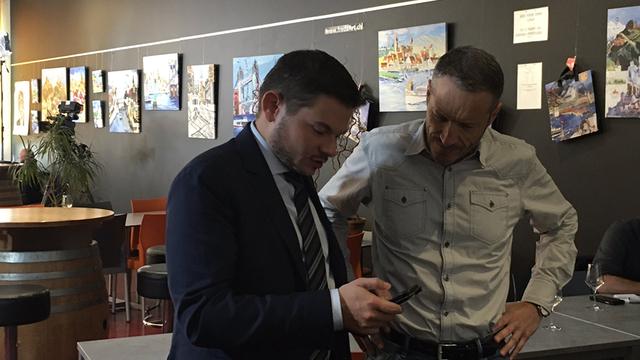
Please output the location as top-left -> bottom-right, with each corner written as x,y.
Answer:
92,100 -> 104,128
187,64 -> 217,139
378,23 -> 447,112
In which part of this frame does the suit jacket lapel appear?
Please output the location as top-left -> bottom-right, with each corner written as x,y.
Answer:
235,125 -> 307,284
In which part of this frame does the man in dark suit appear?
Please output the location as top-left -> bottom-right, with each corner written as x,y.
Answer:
167,50 -> 402,359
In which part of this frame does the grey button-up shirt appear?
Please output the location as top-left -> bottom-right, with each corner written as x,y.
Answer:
319,119 -> 578,342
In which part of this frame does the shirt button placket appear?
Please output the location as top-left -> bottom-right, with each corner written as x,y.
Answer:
441,165 -> 454,339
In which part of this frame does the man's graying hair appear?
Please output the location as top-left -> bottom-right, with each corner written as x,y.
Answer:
433,46 -> 504,100
258,49 -> 363,115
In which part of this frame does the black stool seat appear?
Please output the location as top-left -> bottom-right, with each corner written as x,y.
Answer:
137,263 -> 170,300
0,284 -> 50,327
146,245 -> 166,265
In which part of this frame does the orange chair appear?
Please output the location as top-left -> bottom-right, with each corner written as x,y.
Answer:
136,213 -> 167,267
347,231 -> 364,279
130,197 -> 167,213
129,197 -> 167,269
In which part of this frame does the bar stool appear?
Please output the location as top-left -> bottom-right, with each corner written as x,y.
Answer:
0,284 -> 50,360
145,245 -> 166,265
137,263 -> 172,332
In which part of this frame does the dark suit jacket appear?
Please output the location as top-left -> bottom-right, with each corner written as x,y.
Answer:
166,124 -> 350,359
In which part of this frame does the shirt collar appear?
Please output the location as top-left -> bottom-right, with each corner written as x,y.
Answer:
405,119 -> 490,167
250,122 -> 289,176
405,120 -> 428,156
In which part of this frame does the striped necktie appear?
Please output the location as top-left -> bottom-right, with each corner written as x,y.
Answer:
284,172 -> 331,360
284,172 -> 328,291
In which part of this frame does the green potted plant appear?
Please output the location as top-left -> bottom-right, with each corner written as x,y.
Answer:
11,112 -> 101,206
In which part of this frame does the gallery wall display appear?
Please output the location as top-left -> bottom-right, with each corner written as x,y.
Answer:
187,64 -> 218,139
41,67 -> 67,122
70,66 -> 88,123
92,70 -> 104,93
31,79 -> 39,104
232,53 -> 282,136
107,69 -> 140,134
30,110 -> 40,134
143,53 -> 181,110
13,81 -> 30,136
606,5 -> 640,117
92,100 -> 104,128
378,22 -> 447,112
545,70 -> 598,142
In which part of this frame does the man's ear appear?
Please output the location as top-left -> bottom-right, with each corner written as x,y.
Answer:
487,101 -> 502,127
260,90 -> 282,123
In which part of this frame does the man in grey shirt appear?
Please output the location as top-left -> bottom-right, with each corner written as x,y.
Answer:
319,46 -> 578,360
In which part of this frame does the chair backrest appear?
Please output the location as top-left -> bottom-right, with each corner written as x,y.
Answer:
94,214 -> 128,272
0,165 -> 23,207
131,197 -> 167,213
347,232 -> 364,279
139,214 -> 167,263
75,201 -> 113,210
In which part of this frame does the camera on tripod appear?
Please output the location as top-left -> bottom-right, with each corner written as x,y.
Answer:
58,101 -> 83,121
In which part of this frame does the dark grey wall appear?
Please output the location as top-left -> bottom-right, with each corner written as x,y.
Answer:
11,0 -> 640,294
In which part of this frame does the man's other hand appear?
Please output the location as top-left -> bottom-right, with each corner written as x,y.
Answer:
493,301 -> 542,359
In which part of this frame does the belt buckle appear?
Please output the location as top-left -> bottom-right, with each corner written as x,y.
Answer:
437,343 -> 456,360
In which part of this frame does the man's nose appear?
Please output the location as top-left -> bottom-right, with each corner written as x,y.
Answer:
322,138 -> 338,157
439,123 -> 456,146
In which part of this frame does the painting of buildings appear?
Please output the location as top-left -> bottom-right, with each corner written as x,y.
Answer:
70,66 -> 88,123
41,67 -> 67,122
108,70 -> 140,134
143,53 -> 181,110
378,23 -> 446,112
187,64 -> 217,139
232,54 -> 282,136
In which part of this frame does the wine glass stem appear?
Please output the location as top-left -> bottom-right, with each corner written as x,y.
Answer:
593,290 -> 597,308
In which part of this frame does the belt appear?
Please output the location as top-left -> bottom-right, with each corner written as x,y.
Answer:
385,329 -> 503,360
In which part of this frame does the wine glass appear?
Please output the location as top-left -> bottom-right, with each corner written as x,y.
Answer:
585,263 -> 604,311
61,194 -> 73,208
544,290 -> 563,331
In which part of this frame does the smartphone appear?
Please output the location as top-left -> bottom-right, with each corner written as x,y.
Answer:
590,294 -> 626,305
390,285 -> 422,304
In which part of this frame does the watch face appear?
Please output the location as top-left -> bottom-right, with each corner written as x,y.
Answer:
538,305 -> 550,317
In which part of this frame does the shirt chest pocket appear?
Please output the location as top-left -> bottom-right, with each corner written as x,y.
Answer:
469,191 -> 509,244
380,188 -> 428,239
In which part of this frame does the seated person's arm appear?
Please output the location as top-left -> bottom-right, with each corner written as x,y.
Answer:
594,219 -> 639,294
599,274 -> 640,294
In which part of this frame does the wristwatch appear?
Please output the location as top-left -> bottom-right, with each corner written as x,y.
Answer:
533,303 -> 550,317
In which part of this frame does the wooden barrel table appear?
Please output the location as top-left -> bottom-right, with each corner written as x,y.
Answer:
0,207 -> 113,359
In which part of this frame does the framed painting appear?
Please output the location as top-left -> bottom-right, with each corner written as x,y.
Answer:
92,100 -> 104,128
30,110 -> 40,134
13,81 -> 30,135
143,53 -> 181,110
187,64 -> 218,139
606,5 -> 640,117
69,66 -> 88,123
41,67 -> 67,122
378,23 -> 447,112
107,69 -> 140,133
92,70 -> 104,93
232,53 -> 282,136
31,79 -> 39,104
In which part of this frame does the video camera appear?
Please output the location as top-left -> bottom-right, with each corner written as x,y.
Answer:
58,101 -> 83,120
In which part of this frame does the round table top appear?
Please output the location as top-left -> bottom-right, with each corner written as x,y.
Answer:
0,207 -> 114,228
